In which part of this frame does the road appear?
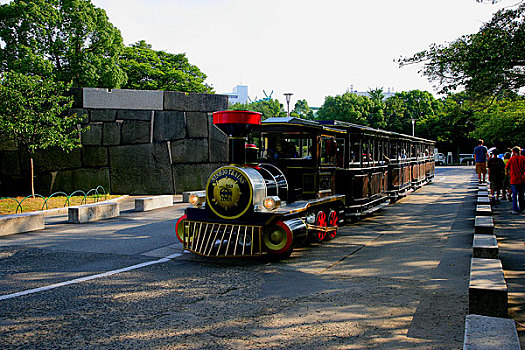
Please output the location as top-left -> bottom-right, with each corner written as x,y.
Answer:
0,167 -> 474,349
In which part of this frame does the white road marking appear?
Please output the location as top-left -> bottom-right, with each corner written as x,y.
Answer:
439,177 -> 447,181
0,253 -> 182,301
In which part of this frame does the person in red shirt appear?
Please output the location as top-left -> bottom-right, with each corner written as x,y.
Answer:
505,146 -> 525,214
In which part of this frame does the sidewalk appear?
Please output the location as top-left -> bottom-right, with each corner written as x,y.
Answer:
491,193 -> 525,348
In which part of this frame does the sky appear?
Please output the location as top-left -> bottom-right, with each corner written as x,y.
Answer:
1,0 -> 516,106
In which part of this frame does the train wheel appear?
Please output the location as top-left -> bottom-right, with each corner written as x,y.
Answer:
327,210 -> 338,239
314,211 -> 327,242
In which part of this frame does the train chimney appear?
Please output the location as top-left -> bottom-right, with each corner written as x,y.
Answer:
212,110 -> 262,165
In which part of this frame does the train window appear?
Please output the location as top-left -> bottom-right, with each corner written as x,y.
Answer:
259,133 -> 314,161
320,136 -> 337,164
349,139 -> 361,166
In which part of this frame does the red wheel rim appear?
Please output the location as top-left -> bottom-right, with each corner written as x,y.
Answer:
316,211 -> 327,241
328,210 -> 338,239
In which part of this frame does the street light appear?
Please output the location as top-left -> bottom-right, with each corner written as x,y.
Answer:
284,93 -> 293,118
411,118 -> 415,136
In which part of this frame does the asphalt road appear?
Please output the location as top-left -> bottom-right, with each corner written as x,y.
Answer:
0,167 -> 474,349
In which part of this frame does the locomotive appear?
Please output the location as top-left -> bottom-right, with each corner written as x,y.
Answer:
175,110 -> 435,259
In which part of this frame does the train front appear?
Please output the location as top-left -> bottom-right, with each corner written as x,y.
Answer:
174,111 -> 306,258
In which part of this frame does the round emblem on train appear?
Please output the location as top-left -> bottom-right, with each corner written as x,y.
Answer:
206,166 -> 253,219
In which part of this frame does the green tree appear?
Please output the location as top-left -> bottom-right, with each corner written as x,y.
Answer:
292,99 -> 315,120
400,4 -> 525,99
120,40 -> 213,93
0,72 -> 86,196
0,0 -> 126,88
229,99 -> 286,119
316,92 -> 370,125
367,88 -> 387,129
471,98 -> 525,148
384,90 -> 442,138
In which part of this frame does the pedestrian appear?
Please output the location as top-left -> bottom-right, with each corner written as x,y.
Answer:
503,152 -> 512,201
487,150 -> 505,203
505,146 -> 525,214
473,139 -> 489,183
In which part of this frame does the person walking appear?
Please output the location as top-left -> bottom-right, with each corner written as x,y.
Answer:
473,140 -> 489,183
503,152 -> 512,201
505,146 -> 525,214
487,150 -> 505,203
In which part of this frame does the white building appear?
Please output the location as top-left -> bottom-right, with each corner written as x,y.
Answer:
225,85 -> 249,104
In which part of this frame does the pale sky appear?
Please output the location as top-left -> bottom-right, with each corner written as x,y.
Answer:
2,0 -> 515,106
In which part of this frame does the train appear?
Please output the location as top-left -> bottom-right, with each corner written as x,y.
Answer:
175,110 -> 435,259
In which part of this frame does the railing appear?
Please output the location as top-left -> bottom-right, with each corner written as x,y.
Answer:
0,186 -> 108,214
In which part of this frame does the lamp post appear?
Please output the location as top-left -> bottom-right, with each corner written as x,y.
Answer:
284,93 -> 293,118
411,118 -> 415,136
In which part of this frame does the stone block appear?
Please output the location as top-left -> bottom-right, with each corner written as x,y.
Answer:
118,109 -> 153,121
464,314 -> 520,350
82,123 -> 103,146
121,120 -> 151,145
473,234 -> 499,259
476,204 -> 492,216
82,147 -> 108,167
103,122 -> 121,146
135,195 -> 173,212
68,202 -> 119,223
0,135 -> 18,151
67,108 -> 89,124
0,212 -> 45,236
153,111 -> 186,141
52,168 -> 111,193
469,258 -> 508,318
475,216 -> 494,235
186,112 -> 209,138
209,137 -> 228,163
90,109 -> 117,122
1,151 -> 20,175
477,190 -> 489,197
35,147 -> 82,171
83,88 -> 164,110
172,163 -> 217,193
164,91 -> 228,112
171,139 -> 209,163
68,88 -> 84,108
183,190 -> 205,202
477,196 -> 491,205
109,143 -> 174,194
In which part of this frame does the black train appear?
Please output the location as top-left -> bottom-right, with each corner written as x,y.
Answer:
176,111 -> 435,259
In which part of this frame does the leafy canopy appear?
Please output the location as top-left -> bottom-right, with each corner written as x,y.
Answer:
400,4 -> 525,98
229,99 -> 286,119
0,71 -> 84,155
0,0 -> 126,88
120,40 -> 213,93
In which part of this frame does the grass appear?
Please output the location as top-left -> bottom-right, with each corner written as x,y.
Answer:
0,195 -> 121,216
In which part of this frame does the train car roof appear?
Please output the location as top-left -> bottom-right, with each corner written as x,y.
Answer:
258,117 -> 346,134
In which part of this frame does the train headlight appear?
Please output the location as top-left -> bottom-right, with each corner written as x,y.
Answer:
263,196 -> 281,211
189,192 -> 206,207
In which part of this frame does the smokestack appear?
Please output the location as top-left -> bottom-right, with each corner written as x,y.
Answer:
212,110 -> 262,165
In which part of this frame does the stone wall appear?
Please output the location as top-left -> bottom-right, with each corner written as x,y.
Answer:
0,88 -> 229,195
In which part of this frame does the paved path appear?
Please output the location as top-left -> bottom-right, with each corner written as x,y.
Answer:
491,190 -> 525,348
0,167 -> 520,349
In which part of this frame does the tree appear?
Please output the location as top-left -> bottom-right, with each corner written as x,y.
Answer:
316,93 -> 370,125
120,40 -> 213,93
229,99 -> 286,119
0,72 -> 86,196
0,0 -> 126,88
384,90 -> 443,138
471,98 -> 525,148
292,99 -> 315,120
400,4 -> 525,99
367,88 -> 387,129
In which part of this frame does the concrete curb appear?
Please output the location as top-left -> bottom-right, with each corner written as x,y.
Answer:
0,212 -> 45,236
135,195 -> 174,212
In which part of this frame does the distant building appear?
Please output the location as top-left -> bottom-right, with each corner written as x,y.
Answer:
225,85 -> 249,104
347,85 -> 396,100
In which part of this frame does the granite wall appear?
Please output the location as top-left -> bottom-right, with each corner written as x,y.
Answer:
0,88 -> 229,195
